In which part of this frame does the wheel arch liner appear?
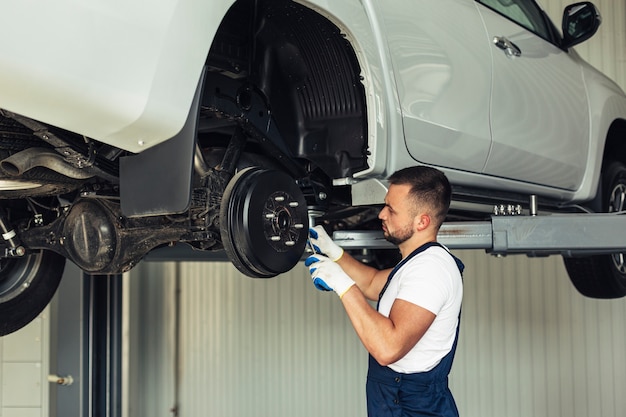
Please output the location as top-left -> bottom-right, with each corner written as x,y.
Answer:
255,1 -> 369,178
208,0 -> 369,179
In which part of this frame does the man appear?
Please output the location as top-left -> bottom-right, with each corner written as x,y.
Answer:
305,166 -> 464,417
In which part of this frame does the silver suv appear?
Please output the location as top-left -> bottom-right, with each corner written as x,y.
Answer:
0,0 -> 624,335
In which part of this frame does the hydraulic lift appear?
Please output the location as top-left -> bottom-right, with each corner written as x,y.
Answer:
334,212 -> 626,257
331,181 -> 626,256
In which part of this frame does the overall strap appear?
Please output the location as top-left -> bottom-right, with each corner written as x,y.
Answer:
376,242 -> 464,311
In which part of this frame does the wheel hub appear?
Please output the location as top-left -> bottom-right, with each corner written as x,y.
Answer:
264,191 -> 305,252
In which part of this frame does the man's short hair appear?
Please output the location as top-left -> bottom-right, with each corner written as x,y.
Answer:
387,166 -> 451,228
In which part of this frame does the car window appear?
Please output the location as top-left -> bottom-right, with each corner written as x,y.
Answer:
476,0 -> 552,41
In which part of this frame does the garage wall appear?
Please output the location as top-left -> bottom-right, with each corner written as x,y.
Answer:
0,311 -> 51,417
452,252 -> 626,417
125,1 -> 626,417
127,251 -> 626,417
126,261 -> 368,417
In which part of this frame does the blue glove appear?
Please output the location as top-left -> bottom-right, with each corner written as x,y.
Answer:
305,254 -> 355,298
308,226 -> 344,261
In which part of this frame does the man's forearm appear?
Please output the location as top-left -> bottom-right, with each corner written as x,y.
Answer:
337,254 -> 390,301
340,285 -> 405,366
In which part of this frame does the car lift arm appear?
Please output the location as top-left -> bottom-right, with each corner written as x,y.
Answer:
333,213 -> 626,257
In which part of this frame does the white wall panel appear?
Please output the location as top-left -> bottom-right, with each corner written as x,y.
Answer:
179,262 -> 368,417
128,250 -> 626,417
451,251 -> 626,417
128,261 -> 368,417
126,262 -> 178,417
0,312 -> 50,417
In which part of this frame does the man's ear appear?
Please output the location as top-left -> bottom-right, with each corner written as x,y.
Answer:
414,213 -> 431,232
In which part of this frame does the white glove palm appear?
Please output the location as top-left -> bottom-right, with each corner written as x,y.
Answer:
305,254 -> 355,298
308,225 -> 344,261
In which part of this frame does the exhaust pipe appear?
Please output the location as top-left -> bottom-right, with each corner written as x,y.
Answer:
1,147 -> 96,180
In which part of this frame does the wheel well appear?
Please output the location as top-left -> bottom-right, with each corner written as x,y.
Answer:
590,118 -> 626,212
204,0 -> 369,180
603,119 -> 626,166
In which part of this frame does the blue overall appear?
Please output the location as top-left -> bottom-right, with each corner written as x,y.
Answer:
366,242 -> 464,417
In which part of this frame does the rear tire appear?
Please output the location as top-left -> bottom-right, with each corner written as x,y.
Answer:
563,161 -> 626,298
0,250 -> 66,336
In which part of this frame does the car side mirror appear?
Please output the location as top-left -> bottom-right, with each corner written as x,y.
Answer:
562,2 -> 601,49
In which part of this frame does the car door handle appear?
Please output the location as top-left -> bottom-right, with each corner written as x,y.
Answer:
493,36 -> 521,58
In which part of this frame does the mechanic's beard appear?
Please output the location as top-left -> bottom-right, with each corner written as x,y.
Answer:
383,223 -> 414,246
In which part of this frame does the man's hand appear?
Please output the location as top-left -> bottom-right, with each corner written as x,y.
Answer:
308,226 -> 344,261
305,254 -> 355,298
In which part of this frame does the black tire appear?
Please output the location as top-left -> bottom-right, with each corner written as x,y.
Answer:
0,250 -> 66,336
220,167 -> 308,278
563,161 -> 626,298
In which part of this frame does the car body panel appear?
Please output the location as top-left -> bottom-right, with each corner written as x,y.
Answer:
380,0 -> 493,173
478,3 -> 589,191
0,0 -> 234,153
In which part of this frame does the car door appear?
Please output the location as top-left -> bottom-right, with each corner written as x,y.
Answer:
476,0 -> 590,190
377,0 -> 493,173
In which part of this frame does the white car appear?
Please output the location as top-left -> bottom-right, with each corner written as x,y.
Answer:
0,0 -> 624,335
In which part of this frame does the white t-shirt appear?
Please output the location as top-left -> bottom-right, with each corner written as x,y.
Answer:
377,245 -> 463,374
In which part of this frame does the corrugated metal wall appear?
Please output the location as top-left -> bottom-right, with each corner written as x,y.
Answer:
127,252 -> 626,417
126,1 -> 626,416
127,261 -> 369,417
452,252 -> 626,417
